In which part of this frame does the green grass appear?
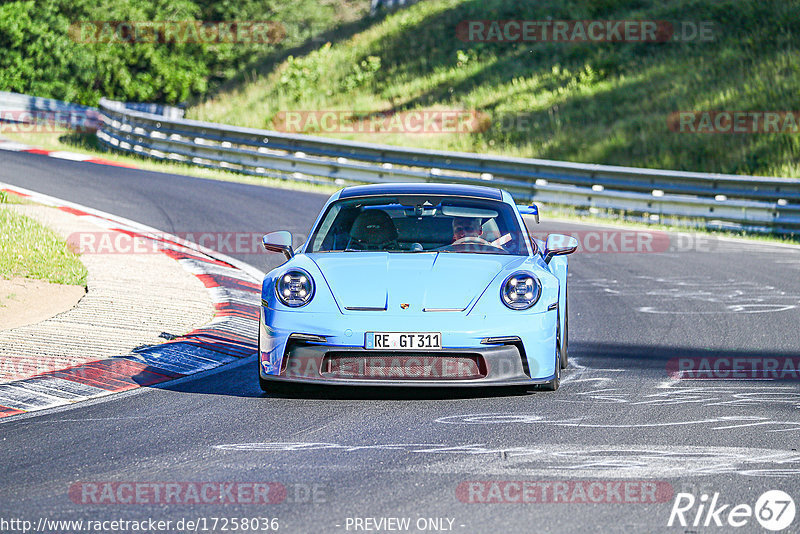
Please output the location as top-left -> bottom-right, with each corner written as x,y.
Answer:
188,0 -> 800,179
0,190 -> 30,205
0,203 -> 88,286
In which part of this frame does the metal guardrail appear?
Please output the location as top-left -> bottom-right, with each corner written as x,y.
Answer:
90,97 -> 796,234
0,92 -> 184,133
0,91 -> 100,131
112,101 -> 185,120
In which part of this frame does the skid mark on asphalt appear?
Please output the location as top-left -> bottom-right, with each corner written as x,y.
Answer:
434,413 -> 800,433
560,357 -> 625,387
558,374 -> 800,409
576,276 -> 800,314
212,442 -> 800,478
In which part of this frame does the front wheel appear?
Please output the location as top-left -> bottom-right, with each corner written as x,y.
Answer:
259,374 -> 272,392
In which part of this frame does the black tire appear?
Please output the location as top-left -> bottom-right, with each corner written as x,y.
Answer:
260,375 -> 302,396
259,374 -> 272,392
258,359 -> 292,394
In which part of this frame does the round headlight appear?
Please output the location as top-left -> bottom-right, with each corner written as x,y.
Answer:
500,272 -> 541,310
275,269 -> 315,308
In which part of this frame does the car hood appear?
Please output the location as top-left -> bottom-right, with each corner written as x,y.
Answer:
308,252 -> 526,313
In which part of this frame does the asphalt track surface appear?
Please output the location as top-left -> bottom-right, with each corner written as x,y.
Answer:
1,150 -> 800,533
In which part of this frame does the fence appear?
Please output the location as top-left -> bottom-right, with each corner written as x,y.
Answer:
4,91 -> 796,234
94,98 -> 800,234
0,91 -> 183,133
0,91 -> 100,131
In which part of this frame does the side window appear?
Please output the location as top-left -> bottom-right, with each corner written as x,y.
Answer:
312,204 -> 340,251
326,208 -> 359,250
481,218 -> 501,242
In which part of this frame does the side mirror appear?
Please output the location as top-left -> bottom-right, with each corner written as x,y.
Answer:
517,204 -> 539,223
543,234 -> 578,264
262,231 -> 294,260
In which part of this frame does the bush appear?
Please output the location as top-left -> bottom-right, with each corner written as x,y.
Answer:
0,0 -> 345,105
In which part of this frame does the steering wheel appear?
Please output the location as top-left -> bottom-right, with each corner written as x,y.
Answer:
452,236 -> 492,246
448,236 -> 507,253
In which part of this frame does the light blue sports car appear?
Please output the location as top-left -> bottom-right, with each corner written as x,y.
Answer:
258,183 -> 577,390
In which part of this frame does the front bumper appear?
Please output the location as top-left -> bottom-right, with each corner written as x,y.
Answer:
259,343 -> 553,387
258,305 -> 559,386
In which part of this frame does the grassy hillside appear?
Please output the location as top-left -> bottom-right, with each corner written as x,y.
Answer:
189,0 -> 800,178
0,0 -> 366,105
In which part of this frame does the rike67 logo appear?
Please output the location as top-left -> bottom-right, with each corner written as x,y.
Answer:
668,490 -> 796,531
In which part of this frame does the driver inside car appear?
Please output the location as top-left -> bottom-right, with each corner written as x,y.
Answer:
452,216 -> 483,242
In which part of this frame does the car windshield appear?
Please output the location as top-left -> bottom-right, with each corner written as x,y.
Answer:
307,195 -> 532,256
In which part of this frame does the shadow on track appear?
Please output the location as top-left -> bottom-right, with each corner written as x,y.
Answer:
147,341 -> 800,402
258,383 -> 542,401
152,357 -> 545,400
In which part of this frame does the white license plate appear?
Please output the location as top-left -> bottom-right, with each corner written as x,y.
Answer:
365,332 -> 442,350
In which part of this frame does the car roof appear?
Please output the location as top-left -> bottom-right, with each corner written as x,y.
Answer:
338,183 -> 503,201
